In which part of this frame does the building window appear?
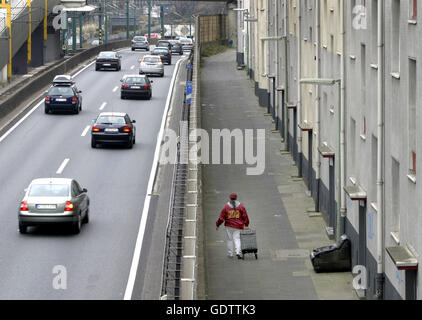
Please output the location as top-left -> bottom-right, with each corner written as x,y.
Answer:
361,44 -> 366,106
391,157 -> 400,241
391,0 -> 400,72
409,0 -> 417,20
408,58 -> 416,176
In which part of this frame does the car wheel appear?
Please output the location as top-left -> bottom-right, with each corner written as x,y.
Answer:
79,103 -> 82,111
127,139 -> 133,149
121,93 -> 125,99
19,222 -> 27,234
44,106 -> 50,114
168,61 -> 172,65
71,214 -> 82,234
91,139 -> 97,148
160,72 -> 164,77
147,93 -> 152,100
95,66 -> 99,71
131,48 -> 134,51
74,106 -> 79,114
82,209 -> 89,224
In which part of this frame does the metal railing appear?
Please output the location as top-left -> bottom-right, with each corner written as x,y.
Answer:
161,50 -> 194,300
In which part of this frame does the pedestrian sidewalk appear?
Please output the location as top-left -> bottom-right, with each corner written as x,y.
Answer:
200,48 -> 357,300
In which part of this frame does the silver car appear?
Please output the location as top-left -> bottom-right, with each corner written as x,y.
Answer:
139,55 -> 164,77
18,178 -> 90,234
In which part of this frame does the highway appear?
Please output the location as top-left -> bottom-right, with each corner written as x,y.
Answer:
0,47 -> 186,299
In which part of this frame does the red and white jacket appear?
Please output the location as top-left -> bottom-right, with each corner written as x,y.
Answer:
216,201 -> 249,230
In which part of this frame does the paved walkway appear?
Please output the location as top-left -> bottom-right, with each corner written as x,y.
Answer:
200,48 -> 357,300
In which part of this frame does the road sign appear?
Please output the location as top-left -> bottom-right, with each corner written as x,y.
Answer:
186,81 -> 192,104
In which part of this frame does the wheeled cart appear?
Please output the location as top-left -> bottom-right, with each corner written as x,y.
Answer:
240,228 -> 258,259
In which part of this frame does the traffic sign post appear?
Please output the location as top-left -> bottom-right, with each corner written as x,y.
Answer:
186,81 -> 193,105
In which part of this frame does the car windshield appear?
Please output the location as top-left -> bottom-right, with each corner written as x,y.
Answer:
29,184 -> 69,197
98,52 -> 116,58
143,56 -> 160,63
134,37 -> 145,41
125,77 -> 146,84
48,87 -> 74,96
153,49 -> 168,54
97,116 -> 126,124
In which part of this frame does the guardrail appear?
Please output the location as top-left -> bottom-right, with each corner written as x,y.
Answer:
161,49 -> 194,300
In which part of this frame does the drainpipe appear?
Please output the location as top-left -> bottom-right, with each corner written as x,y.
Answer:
375,0 -> 385,300
266,0 -> 271,114
284,0 -> 289,151
315,0 -> 321,212
297,0 -> 302,177
340,0 -> 346,235
274,0 -> 279,130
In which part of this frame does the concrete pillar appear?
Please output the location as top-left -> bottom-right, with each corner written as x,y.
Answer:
43,25 -> 61,63
12,41 -> 28,75
0,65 -> 7,83
29,23 -> 44,68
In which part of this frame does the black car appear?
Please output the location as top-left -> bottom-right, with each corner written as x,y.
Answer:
95,51 -> 122,71
169,40 -> 183,55
44,80 -> 82,114
91,112 -> 136,149
156,40 -> 172,51
150,47 -> 172,65
131,36 -> 149,51
120,74 -> 153,100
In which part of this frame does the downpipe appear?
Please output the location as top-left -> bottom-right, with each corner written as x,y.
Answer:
375,0 -> 385,300
296,0 -> 302,177
315,0 -> 321,212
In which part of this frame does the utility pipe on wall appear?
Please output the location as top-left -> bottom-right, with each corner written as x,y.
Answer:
315,0 -> 321,212
340,0 -> 346,234
375,0 -> 385,300
284,0 -> 289,151
297,0 -> 302,177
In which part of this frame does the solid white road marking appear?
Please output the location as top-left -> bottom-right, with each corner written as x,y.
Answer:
81,125 -> 90,137
124,57 -> 186,300
113,86 -> 119,92
99,102 -> 107,110
56,158 -> 70,175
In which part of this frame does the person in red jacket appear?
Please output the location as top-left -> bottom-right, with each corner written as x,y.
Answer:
216,192 -> 249,259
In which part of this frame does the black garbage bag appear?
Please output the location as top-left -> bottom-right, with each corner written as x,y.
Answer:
310,234 -> 351,273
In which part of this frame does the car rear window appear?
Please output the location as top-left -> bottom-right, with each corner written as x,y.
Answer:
143,56 -> 160,63
153,49 -> 168,54
98,52 -> 116,58
125,77 -> 147,84
48,87 -> 74,96
97,116 -> 126,124
134,37 -> 145,41
29,184 -> 70,197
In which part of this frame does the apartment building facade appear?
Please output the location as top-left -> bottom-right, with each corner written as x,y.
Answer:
236,0 -> 421,300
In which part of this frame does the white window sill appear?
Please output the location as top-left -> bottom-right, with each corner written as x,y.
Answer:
349,176 -> 357,185
329,108 -> 335,115
407,174 -> 416,184
370,64 -> 378,70
360,134 -> 366,141
408,19 -> 417,25
390,232 -> 400,245
391,72 -> 400,79
349,55 -> 356,60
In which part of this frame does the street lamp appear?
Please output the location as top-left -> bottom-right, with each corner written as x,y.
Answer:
300,78 -> 342,242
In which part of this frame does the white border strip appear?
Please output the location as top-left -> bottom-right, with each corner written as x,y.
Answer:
123,57 -> 186,300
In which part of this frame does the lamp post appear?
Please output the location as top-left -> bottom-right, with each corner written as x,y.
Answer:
300,78 -> 342,242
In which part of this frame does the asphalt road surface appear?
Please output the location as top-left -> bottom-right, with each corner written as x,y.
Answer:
0,48 -> 186,299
